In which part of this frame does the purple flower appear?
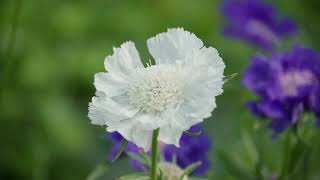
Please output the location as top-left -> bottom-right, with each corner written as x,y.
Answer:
244,46 -> 320,133
162,125 -> 211,176
221,0 -> 297,50
108,132 -> 146,171
107,125 -> 211,176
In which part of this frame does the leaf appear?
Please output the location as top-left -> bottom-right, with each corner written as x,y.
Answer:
241,130 -> 259,166
223,73 -> 238,83
184,130 -> 202,136
179,161 -> 202,180
112,139 -> 128,162
117,173 -> 149,180
216,151 -> 255,180
86,162 -> 109,180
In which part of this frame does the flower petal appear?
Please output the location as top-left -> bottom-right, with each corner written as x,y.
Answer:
184,47 -> 225,97
182,98 -> 216,120
88,91 -> 139,125
108,122 -> 153,151
94,72 -> 129,97
243,55 -> 276,96
104,41 -> 144,81
134,112 -> 165,130
158,111 -> 186,146
158,125 -> 184,147
147,28 -> 203,64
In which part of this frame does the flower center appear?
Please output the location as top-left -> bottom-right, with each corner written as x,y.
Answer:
279,70 -> 317,96
128,65 -> 185,112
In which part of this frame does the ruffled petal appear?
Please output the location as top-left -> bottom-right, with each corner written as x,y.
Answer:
158,110 -> 186,146
131,126 -> 153,151
179,98 -> 216,126
108,121 -> 153,151
134,112 -> 165,130
94,72 -> 129,97
88,91 -> 139,125
147,28 -> 203,64
243,55 -> 276,95
184,47 -> 225,98
158,125 -> 184,147
104,41 -> 144,81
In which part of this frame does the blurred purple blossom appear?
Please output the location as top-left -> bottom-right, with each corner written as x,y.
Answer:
244,46 -> 320,134
221,0 -> 297,50
162,125 -> 211,175
107,125 -> 211,176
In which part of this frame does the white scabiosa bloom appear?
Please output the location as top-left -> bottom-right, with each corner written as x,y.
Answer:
88,28 -> 225,151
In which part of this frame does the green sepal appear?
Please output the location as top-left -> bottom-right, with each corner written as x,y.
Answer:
184,130 -> 202,136
179,161 -> 202,180
112,139 -> 128,162
127,152 -> 151,166
223,73 -> 238,83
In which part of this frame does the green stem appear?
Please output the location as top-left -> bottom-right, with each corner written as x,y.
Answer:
150,128 -> 160,180
279,131 -> 292,180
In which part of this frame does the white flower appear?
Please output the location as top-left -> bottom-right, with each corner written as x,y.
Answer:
88,28 -> 225,151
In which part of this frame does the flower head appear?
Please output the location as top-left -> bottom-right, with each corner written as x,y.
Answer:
244,46 -> 320,133
89,28 -> 225,151
157,162 -> 188,180
107,125 -> 211,176
221,0 -> 297,50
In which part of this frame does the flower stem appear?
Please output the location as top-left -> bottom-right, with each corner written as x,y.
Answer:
150,128 -> 160,180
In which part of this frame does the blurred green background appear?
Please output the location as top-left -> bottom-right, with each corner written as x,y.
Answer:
1,0 -> 320,179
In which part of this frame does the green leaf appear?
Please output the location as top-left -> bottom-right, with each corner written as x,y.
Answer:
179,161 -> 202,180
241,130 -> 259,166
216,151 -> 255,180
112,139 -> 128,162
184,130 -> 202,136
118,173 -> 149,180
223,73 -> 238,83
86,162 -> 109,180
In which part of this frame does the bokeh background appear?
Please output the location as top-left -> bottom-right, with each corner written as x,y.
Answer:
1,0 -> 320,179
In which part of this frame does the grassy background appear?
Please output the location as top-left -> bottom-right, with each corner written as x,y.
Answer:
1,0 -> 320,179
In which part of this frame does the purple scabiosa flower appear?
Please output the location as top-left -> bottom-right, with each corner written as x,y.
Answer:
221,0 -> 297,50
107,125 -> 211,176
163,125 -> 211,176
244,46 -> 320,134
108,132 -> 146,171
